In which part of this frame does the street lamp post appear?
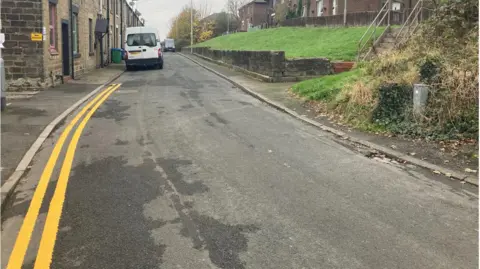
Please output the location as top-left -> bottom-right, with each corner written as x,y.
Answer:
190,0 -> 193,53
227,0 -> 230,34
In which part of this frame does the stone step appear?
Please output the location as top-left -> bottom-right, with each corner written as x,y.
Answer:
379,42 -> 395,49
374,47 -> 390,56
390,27 -> 403,34
382,37 -> 396,43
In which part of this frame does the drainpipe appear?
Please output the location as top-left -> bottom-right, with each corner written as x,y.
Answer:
107,0 -> 110,64
0,22 -> 5,111
70,0 -> 75,79
120,0 -> 123,48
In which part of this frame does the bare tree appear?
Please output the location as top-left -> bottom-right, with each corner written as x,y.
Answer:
196,0 -> 212,19
227,0 -> 248,22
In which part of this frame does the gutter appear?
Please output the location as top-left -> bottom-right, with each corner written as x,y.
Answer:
69,0 -> 74,79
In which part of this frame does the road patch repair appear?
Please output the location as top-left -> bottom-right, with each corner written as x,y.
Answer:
179,52 -> 477,187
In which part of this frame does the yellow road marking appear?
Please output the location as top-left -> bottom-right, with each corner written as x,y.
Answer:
6,84 -> 118,269
34,83 -> 122,268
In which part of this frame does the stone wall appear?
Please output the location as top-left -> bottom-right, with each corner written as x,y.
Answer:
190,47 -> 286,78
186,47 -> 335,80
284,58 -> 332,77
1,0 -> 45,91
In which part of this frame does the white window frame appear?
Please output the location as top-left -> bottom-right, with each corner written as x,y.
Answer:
72,13 -> 79,54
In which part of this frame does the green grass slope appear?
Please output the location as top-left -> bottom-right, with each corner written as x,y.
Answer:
193,27 -> 384,61
291,68 -> 362,100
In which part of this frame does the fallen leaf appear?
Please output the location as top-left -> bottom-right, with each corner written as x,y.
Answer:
465,168 -> 477,173
390,145 -> 397,149
433,170 -> 441,174
409,152 -> 416,156
445,173 -> 452,178
268,150 -> 273,153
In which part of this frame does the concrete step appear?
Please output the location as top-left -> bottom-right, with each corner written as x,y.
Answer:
382,37 -> 396,43
390,27 -> 403,34
379,42 -> 395,49
374,47 -> 391,56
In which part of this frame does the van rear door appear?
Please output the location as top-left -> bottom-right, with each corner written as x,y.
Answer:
126,29 -> 158,60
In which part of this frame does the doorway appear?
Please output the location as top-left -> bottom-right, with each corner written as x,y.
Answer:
61,21 -> 70,76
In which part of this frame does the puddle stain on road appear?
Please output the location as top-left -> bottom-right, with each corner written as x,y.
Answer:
91,100 -> 131,122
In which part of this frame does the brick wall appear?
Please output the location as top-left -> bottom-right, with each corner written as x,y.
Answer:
1,0 -> 45,91
252,3 -> 268,26
280,9 -> 413,27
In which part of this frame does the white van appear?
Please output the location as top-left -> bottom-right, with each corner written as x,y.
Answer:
124,26 -> 163,70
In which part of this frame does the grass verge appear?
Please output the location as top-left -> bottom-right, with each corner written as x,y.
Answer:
193,27 -> 385,61
291,69 -> 362,101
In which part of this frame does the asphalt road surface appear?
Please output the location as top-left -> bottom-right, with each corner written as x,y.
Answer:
2,54 -> 478,269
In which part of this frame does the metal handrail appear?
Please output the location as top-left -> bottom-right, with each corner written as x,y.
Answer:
394,0 -> 424,47
357,0 -> 391,60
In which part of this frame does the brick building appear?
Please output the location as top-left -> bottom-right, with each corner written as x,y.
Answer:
239,0 -> 420,27
1,0 -> 143,91
238,0 -> 270,31
289,0 -> 420,17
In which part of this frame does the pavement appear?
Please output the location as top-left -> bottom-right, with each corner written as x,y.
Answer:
183,53 -> 479,183
1,54 -> 478,269
1,64 -> 124,186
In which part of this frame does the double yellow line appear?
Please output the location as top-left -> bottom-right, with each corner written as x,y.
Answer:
6,83 -> 122,269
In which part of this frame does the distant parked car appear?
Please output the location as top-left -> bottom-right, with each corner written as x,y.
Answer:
163,38 -> 175,52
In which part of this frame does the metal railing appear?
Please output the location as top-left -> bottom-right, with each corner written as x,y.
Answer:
394,0 -> 427,47
357,0 -> 392,61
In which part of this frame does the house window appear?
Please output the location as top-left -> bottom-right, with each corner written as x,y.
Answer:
72,13 -> 79,54
316,0 -> 323,16
49,3 -> 57,51
89,19 -> 93,54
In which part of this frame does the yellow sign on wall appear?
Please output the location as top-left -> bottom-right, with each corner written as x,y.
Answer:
31,33 -> 43,42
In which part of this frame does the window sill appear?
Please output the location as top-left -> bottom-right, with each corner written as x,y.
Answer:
89,52 -> 95,56
50,49 -> 59,56
74,53 -> 81,58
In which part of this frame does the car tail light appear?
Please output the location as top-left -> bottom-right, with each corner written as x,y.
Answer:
158,49 -> 162,57
125,51 -> 128,60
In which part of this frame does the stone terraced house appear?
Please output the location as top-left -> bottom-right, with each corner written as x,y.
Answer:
1,0 -> 143,91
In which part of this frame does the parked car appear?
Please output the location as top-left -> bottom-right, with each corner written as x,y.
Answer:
163,38 -> 175,52
124,26 -> 163,70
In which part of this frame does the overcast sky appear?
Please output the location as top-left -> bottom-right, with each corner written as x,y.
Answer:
135,0 -> 227,40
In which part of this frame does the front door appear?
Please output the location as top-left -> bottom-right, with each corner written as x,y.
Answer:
62,22 -> 70,76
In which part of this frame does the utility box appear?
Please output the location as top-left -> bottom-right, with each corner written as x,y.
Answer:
413,83 -> 429,116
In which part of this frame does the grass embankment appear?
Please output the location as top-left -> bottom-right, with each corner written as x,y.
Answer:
291,0 -> 479,140
292,68 -> 362,100
193,27 -> 384,61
